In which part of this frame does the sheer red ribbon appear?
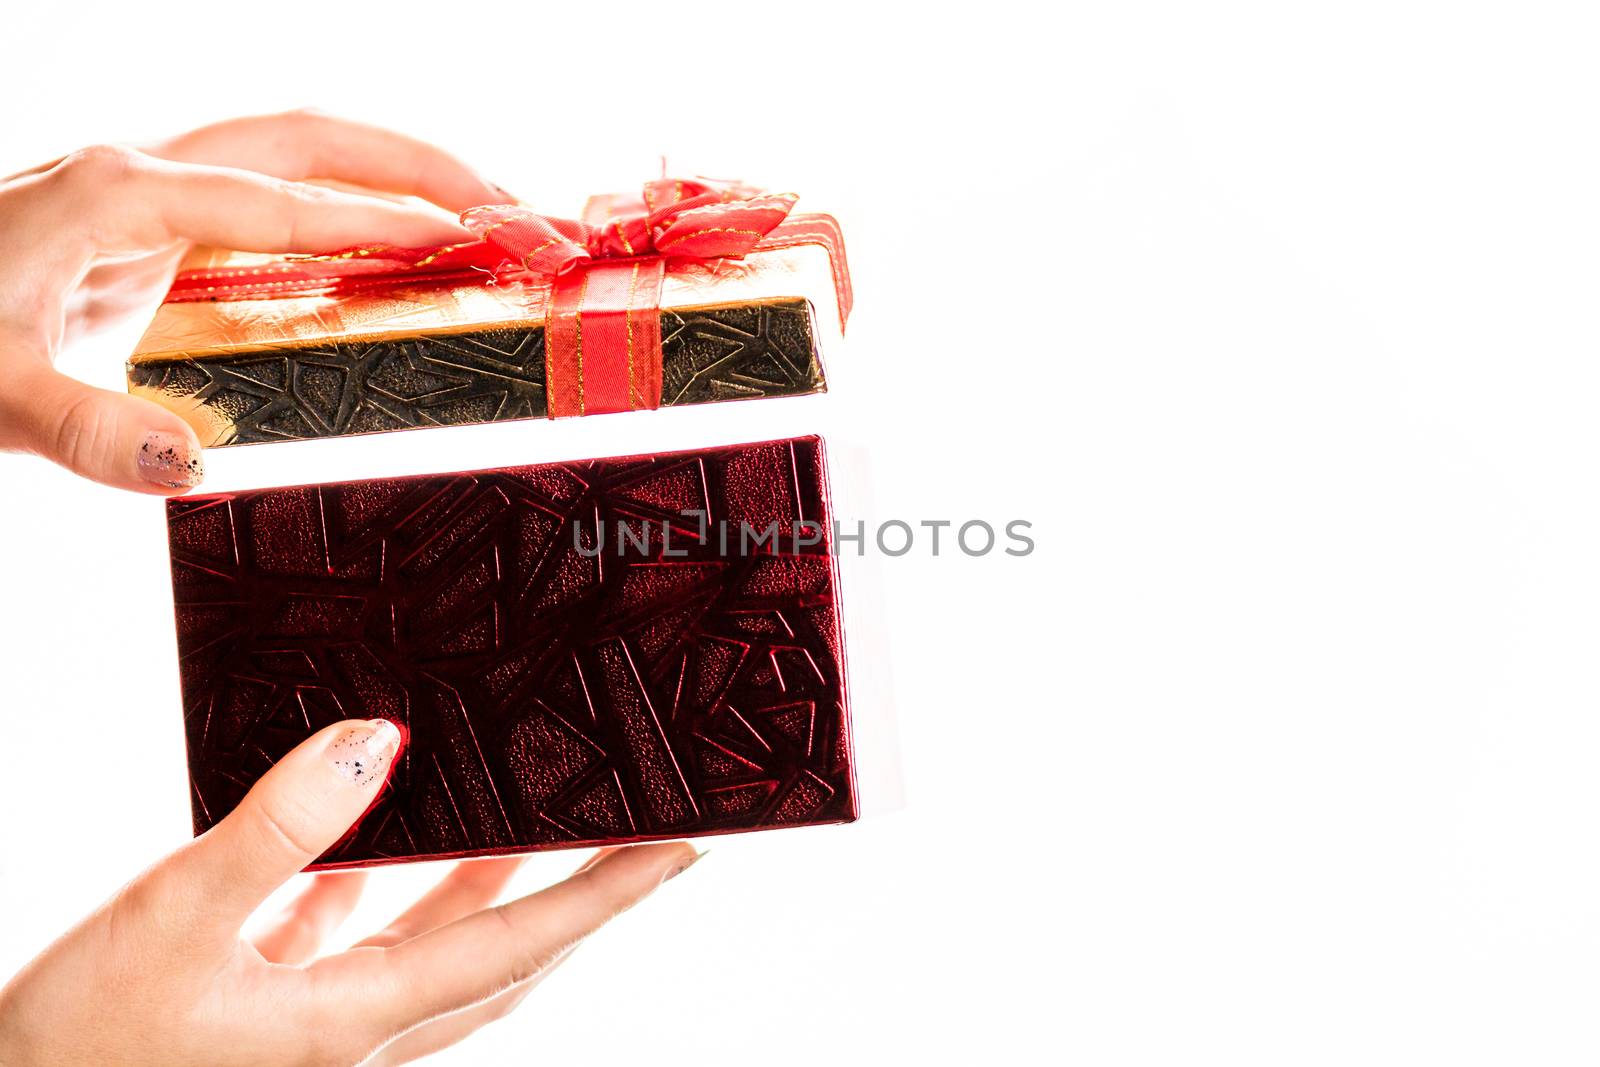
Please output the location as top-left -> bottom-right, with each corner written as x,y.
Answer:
164,178 -> 853,418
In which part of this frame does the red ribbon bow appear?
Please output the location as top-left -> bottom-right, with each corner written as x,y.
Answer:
166,178 -> 851,419
464,178 -> 801,274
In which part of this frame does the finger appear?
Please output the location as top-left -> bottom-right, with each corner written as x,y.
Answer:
150,110 -> 510,212
65,245 -> 190,342
362,842 -> 701,1031
575,845 -> 624,870
0,360 -> 205,494
367,945 -> 576,1066
353,849 -> 614,953
149,718 -> 402,940
43,145 -> 473,252
251,871 -> 369,965
2,154 -> 65,182
354,856 -> 526,950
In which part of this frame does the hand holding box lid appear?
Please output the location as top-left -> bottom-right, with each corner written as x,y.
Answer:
129,179 -> 852,446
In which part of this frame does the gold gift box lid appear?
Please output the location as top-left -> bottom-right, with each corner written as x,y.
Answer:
128,240 -> 843,447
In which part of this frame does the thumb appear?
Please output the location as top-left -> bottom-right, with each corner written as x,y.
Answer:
2,363 -> 205,494
153,719 -> 403,938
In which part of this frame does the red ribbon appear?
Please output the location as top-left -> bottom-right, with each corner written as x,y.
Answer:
165,178 -> 853,418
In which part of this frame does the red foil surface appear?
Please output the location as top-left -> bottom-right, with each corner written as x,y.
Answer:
165,436 -> 857,868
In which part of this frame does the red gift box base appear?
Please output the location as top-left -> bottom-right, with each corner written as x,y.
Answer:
165,436 -> 857,868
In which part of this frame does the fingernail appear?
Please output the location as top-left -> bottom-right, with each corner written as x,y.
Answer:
137,430 -> 203,489
489,183 -> 520,205
326,719 -> 402,787
664,849 -> 706,883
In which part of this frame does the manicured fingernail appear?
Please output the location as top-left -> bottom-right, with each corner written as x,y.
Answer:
664,849 -> 706,882
327,719 -> 401,786
137,430 -> 203,489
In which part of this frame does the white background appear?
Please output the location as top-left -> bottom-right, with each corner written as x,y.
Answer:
1,1 -> 1598,1063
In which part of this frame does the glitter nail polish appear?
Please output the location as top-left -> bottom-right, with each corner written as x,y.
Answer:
326,720 -> 401,786
664,850 -> 706,882
137,430 -> 203,489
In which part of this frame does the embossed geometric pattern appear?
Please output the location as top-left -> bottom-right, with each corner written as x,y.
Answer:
166,436 -> 856,868
661,301 -> 823,407
131,300 -> 825,445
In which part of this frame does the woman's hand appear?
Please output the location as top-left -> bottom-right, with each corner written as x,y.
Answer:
0,718 -> 700,1066
0,111 -> 509,494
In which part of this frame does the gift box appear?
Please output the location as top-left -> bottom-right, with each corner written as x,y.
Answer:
127,180 -> 852,446
166,435 -> 858,867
